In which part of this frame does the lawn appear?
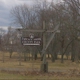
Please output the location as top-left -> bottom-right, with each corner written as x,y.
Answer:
0,52 -> 80,80
0,72 -> 80,80
0,72 -> 27,80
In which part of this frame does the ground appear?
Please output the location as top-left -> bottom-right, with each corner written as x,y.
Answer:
0,52 -> 80,80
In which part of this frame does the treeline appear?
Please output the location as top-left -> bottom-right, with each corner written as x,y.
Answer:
0,0 -> 80,63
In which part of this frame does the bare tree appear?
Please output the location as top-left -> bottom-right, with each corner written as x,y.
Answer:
63,0 -> 80,62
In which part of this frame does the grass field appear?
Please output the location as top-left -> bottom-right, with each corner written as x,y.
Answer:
0,71 -> 80,80
0,52 -> 80,80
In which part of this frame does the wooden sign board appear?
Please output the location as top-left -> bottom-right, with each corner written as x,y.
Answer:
21,37 -> 41,46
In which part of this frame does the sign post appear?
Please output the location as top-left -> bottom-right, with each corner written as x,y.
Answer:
17,21 -> 59,72
40,21 -> 48,72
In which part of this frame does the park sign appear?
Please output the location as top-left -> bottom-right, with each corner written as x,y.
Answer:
21,37 -> 41,46
21,34 -> 41,46
17,21 -> 59,72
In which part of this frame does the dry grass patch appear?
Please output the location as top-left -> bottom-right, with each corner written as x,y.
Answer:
0,52 -> 80,71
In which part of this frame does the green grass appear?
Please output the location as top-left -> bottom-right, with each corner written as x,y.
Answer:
0,72 -> 27,79
0,72 -> 80,80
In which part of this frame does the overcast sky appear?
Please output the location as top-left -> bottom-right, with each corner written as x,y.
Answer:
0,0 -> 61,30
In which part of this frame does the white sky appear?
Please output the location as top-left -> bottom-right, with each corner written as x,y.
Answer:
0,0 -> 62,30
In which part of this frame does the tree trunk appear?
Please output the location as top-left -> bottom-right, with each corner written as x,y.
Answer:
9,49 -> 13,58
54,52 -> 57,60
24,53 -> 27,61
71,40 -> 75,62
61,47 -> 64,63
34,54 -> 37,60
75,40 -> 79,63
71,52 -> 75,62
28,53 -> 30,60
19,53 -> 21,66
61,37 -> 64,63
51,54 -> 55,62
3,52 -> 4,63
61,54 -> 64,63
32,53 -> 34,60
10,52 -> 12,58
41,54 -> 43,61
